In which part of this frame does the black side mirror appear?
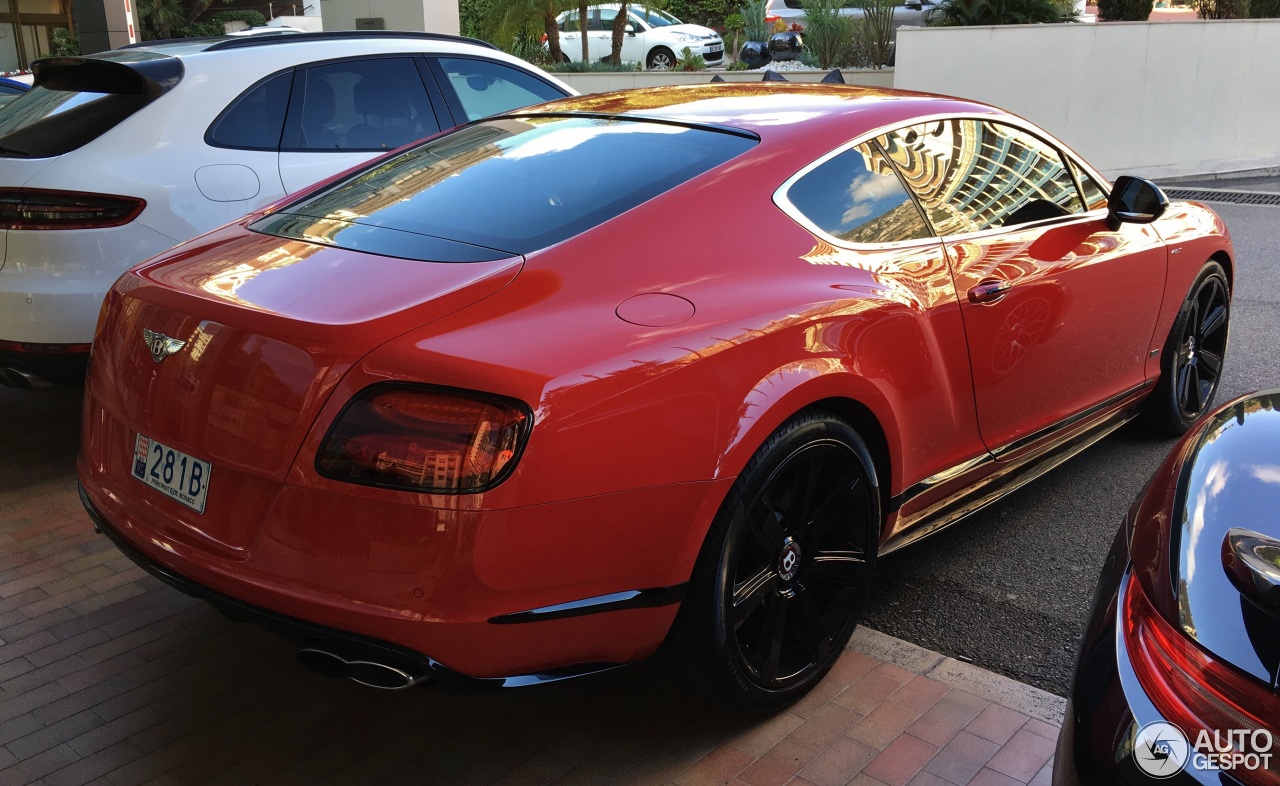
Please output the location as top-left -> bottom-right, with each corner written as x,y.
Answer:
1106,175 -> 1169,231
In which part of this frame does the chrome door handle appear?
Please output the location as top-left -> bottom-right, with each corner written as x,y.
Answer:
968,279 -> 1012,305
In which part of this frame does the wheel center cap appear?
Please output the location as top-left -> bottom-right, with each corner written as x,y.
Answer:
778,538 -> 802,582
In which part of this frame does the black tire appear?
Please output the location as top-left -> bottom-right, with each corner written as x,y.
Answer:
647,47 -> 676,71
1146,260 -> 1230,436
560,53 -> 571,64
662,411 -> 880,712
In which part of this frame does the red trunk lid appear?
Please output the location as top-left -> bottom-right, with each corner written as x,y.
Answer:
82,226 -> 521,554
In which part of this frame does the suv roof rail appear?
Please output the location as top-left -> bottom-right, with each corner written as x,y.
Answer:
203,30 -> 499,52
119,35 -> 225,49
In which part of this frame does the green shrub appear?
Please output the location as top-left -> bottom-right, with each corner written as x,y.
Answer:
927,0 -> 1075,24
1249,0 -> 1280,14
674,46 -> 708,69
741,0 -> 771,40
668,0 -> 737,25
544,59 -> 642,71
1096,0 -> 1151,19
801,0 -> 855,68
51,27 -> 81,56
857,0 -> 894,67
1196,0 -> 1249,15
212,9 -> 267,28
460,0 -> 497,38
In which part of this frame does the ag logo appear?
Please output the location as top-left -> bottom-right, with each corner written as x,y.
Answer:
1134,721 -> 1190,778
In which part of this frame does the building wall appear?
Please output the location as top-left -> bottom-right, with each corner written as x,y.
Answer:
893,20 -> 1280,174
320,0 -> 458,34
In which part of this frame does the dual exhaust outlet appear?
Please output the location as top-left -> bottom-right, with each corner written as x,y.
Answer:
296,647 -> 426,690
0,367 -> 51,391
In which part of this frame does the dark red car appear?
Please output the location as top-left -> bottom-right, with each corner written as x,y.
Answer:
1056,390 -> 1278,785
78,84 -> 1234,710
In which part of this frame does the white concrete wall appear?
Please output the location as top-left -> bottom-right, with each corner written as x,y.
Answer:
894,20 -> 1280,175
554,68 -> 895,94
320,0 -> 459,33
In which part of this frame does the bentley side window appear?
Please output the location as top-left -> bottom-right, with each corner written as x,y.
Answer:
878,119 -> 1083,234
784,141 -> 931,245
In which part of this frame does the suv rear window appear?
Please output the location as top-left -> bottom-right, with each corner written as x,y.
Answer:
252,116 -> 756,261
0,54 -> 183,159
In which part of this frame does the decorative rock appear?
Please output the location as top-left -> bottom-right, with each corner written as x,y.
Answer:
767,31 -> 803,62
739,40 -> 771,70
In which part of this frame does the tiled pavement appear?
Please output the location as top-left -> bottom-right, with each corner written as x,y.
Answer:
0,387 -> 1065,786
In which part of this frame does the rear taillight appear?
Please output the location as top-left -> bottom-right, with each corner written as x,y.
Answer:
1123,576 -> 1279,785
0,339 -> 91,353
317,385 -> 531,494
0,188 -> 145,230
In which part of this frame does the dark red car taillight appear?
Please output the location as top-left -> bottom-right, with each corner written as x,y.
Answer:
317,385 -> 532,494
1123,576 -> 1280,785
0,188 -> 145,230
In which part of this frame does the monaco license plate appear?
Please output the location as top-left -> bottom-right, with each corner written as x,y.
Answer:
708,46 -> 723,55
132,434 -> 211,514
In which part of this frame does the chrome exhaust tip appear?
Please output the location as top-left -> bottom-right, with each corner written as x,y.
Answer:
296,648 -> 424,690
0,367 -> 52,391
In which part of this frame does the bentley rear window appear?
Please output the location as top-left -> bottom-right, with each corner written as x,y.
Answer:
251,116 -> 756,261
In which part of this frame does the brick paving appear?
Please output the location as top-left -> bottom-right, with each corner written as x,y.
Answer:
0,387 -> 1062,785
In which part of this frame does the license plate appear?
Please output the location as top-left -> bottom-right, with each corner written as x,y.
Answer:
708,46 -> 723,54
132,434 -> 212,514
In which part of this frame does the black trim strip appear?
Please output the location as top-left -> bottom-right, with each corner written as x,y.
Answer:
882,402 -> 1142,555
78,484 -> 628,689
888,453 -> 993,513
990,381 -> 1152,460
489,584 -> 688,625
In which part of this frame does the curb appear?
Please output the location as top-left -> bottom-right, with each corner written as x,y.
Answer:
851,627 -> 1068,725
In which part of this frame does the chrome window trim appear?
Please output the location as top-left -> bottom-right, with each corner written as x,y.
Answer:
772,111 -> 1116,250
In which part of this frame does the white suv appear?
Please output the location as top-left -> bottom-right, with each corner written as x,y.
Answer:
0,32 -> 573,387
556,4 -> 725,70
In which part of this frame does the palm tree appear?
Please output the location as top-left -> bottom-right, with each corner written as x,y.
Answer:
608,2 -> 631,64
486,0 -> 567,63
578,1 -> 590,62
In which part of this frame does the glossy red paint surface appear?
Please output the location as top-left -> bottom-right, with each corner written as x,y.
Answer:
79,84 -> 1235,680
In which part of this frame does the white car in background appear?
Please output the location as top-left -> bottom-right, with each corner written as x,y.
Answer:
766,0 -> 936,62
556,4 -> 724,70
0,31 -> 573,388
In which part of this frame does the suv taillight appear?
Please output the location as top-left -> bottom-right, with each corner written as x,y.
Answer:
0,188 -> 145,230
317,385 -> 531,494
1123,576 -> 1279,785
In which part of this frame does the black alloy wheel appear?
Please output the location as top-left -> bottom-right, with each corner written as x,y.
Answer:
1149,260 -> 1231,435
664,412 -> 880,711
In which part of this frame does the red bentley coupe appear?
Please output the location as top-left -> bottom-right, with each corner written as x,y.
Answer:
78,83 -> 1234,710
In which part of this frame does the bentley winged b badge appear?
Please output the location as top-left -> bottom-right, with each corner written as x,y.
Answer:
142,329 -> 186,363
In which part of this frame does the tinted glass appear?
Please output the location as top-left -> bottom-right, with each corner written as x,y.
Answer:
786,142 -> 930,245
879,119 -> 1083,235
1068,157 -> 1107,211
0,53 -> 180,158
208,71 -> 292,150
560,11 -> 579,32
294,58 -> 436,151
437,58 -> 566,122
253,117 -> 756,259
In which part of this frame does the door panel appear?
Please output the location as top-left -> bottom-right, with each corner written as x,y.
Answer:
879,118 -> 1166,452
944,220 -> 1165,451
